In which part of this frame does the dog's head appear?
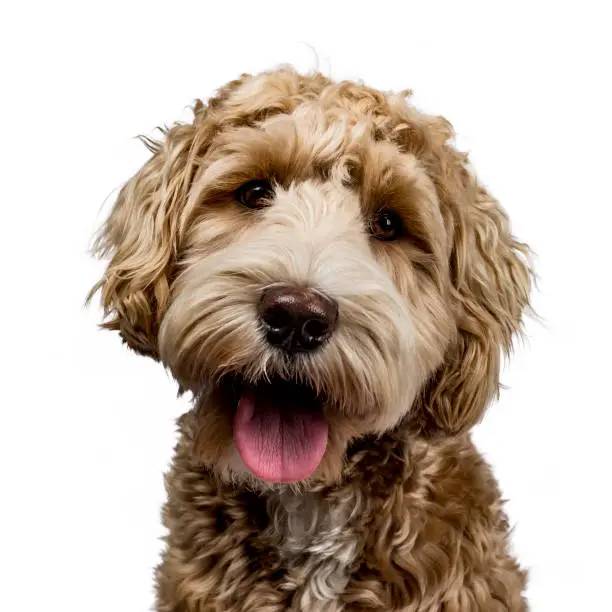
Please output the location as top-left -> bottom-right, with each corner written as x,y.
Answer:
91,68 -> 531,485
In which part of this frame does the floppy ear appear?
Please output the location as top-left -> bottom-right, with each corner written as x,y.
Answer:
89,118 -> 209,358
412,138 -> 532,435
88,74 -> 265,357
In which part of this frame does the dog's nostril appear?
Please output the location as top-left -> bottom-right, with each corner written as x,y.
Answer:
258,285 -> 338,353
262,305 -> 293,332
302,318 -> 329,341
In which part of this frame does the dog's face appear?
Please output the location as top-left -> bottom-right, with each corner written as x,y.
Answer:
92,69 -> 530,485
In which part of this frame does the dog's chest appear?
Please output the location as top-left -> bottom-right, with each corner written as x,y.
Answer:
265,489 -> 362,611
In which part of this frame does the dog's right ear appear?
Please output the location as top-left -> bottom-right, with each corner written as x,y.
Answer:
88,117 -> 211,358
87,74 -> 261,358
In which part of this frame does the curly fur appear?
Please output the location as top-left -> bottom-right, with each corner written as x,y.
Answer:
90,66 -> 532,610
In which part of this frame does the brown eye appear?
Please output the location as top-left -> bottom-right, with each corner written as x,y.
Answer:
236,179 -> 274,209
370,209 -> 402,241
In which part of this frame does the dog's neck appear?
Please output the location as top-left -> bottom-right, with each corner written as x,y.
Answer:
263,432 -> 408,543
169,412 -> 447,610
239,431 -> 412,610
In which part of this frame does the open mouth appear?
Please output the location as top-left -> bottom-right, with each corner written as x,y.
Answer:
226,376 -> 329,483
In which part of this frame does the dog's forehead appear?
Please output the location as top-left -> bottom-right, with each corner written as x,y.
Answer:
200,71 -> 431,190
257,102 -> 375,163
204,69 -> 453,172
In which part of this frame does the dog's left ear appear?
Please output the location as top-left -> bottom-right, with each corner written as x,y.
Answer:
89,118 -> 209,358
411,121 -> 532,435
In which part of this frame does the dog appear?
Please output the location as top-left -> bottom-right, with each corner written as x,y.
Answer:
90,66 -> 532,611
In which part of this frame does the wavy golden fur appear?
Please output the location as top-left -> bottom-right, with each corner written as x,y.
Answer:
90,67 -> 532,610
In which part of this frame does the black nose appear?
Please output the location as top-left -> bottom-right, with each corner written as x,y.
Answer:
258,285 -> 339,353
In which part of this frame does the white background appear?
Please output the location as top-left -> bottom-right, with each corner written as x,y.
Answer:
1,1 -> 610,610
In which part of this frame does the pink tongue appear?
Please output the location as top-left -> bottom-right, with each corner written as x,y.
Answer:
234,389 -> 328,483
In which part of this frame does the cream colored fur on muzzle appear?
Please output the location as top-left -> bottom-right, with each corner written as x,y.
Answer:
159,179 -> 424,433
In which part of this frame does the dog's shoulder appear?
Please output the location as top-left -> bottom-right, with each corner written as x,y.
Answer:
338,434 -> 527,610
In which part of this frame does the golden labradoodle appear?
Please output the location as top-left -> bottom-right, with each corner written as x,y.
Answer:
90,67 -> 532,611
